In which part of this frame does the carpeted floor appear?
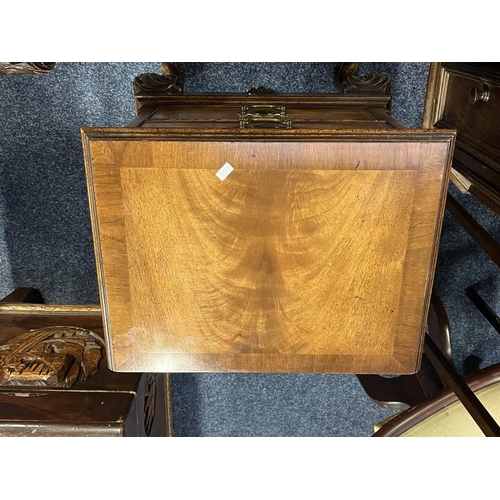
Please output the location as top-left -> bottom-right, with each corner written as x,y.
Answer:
1,62 -> 499,436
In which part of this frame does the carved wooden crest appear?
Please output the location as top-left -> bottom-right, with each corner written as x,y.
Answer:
0,326 -> 104,388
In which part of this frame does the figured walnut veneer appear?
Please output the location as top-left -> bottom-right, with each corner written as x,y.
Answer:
82,129 -> 454,374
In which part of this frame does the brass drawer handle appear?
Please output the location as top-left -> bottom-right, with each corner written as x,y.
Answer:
469,85 -> 490,105
239,105 -> 292,129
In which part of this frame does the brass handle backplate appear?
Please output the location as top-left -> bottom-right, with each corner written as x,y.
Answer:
469,85 -> 490,105
239,105 -> 292,129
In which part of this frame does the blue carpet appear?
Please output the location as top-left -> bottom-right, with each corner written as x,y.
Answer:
1,62 -> 499,436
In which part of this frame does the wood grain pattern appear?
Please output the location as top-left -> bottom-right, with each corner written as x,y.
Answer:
444,73 -> 500,151
83,130 -> 454,374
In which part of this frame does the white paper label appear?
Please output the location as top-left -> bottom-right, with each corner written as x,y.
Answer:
215,162 -> 234,181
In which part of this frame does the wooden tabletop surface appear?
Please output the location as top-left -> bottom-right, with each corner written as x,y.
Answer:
83,129 -> 455,374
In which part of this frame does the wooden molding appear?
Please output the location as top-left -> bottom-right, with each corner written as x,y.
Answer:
82,126 -> 456,143
450,168 -> 472,194
422,63 -> 449,128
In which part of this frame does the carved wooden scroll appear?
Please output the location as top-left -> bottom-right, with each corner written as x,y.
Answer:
0,326 -> 104,388
134,63 -> 389,96
334,63 -> 391,94
134,62 -> 184,95
0,63 -> 55,74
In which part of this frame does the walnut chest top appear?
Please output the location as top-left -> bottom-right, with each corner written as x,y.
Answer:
82,93 -> 455,374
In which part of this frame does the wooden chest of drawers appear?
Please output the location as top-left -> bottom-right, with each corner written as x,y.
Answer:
82,77 -> 455,375
424,63 -> 500,214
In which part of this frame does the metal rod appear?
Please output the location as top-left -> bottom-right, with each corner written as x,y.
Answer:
466,287 -> 500,335
446,194 -> 500,269
424,334 -> 500,437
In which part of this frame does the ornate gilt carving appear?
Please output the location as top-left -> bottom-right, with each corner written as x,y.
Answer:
334,63 -> 391,94
0,62 -> 55,74
0,303 -> 101,315
134,62 -> 184,95
0,326 -> 104,388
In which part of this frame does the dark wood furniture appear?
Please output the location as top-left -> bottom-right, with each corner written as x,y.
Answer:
424,63 -> 500,353
424,63 -> 500,215
362,64 -> 500,436
0,288 -> 171,437
81,65 -> 455,375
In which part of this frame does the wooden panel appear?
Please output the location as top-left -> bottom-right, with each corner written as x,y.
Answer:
83,130 -> 454,374
0,391 -> 134,436
89,139 -> 450,172
143,104 -> 392,130
444,73 -> 500,151
135,93 -> 392,116
151,105 -> 382,121
141,120 -> 392,130
453,146 -> 500,195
